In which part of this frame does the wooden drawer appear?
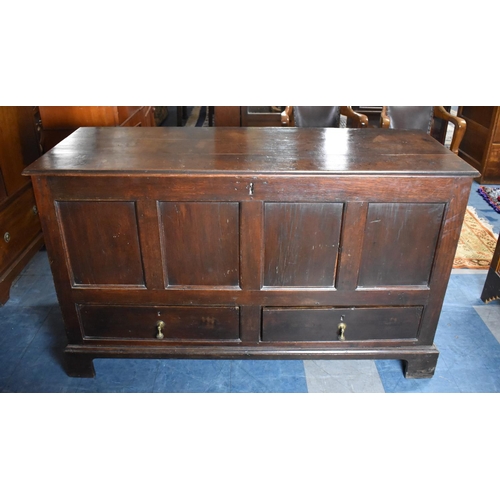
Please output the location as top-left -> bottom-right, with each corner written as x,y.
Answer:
0,187 -> 41,272
79,305 -> 240,341
262,306 -> 423,342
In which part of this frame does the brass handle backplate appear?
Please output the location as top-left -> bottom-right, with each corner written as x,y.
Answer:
156,320 -> 165,339
338,322 -> 346,341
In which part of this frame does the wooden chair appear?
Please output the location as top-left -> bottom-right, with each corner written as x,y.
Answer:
380,106 -> 466,154
281,106 -> 369,128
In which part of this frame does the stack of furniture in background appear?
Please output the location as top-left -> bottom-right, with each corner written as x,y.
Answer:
454,106 -> 500,305
458,106 -> 500,184
1,105 -> 158,304
214,107 -> 282,127
38,106 -> 155,151
0,106 -> 44,304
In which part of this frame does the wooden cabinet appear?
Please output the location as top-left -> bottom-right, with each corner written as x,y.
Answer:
38,106 -> 155,151
458,106 -> 500,183
214,106 -> 283,127
24,127 -> 477,378
0,106 -> 44,304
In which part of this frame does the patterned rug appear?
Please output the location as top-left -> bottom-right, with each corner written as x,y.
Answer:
454,207 -> 498,268
477,186 -> 500,214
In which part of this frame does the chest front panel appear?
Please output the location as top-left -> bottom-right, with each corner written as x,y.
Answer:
40,173 -> 466,349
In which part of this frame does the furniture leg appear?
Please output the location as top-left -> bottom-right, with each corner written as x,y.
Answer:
65,352 -> 96,378
403,351 -> 439,379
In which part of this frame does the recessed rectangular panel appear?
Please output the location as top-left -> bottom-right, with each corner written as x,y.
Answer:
160,202 -> 239,286
358,203 -> 445,287
264,202 -> 343,287
262,306 -> 423,342
58,201 -> 144,286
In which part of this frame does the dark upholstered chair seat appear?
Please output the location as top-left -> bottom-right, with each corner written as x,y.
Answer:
386,106 -> 434,133
380,106 -> 467,154
281,106 -> 368,128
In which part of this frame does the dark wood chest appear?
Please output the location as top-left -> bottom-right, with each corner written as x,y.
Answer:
24,127 -> 478,378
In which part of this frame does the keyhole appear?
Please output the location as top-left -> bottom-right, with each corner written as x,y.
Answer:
249,183 -> 254,196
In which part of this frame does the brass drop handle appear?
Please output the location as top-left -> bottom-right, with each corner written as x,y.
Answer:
338,322 -> 346,341
156,320 -> 165,339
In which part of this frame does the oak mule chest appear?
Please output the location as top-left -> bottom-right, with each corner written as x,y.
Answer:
23,127 -> 478,378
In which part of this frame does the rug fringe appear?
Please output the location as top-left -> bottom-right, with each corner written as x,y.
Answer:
453,206 -> 498,269
477,186 -> 500,214
467,205 -> 498,238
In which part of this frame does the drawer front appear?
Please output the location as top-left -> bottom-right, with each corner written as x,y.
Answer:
262,306 -> 423,342
79,305 -> 240,341
0,187 -> 41,272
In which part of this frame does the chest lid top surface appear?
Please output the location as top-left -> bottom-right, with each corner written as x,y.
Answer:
23,127 -> 478,177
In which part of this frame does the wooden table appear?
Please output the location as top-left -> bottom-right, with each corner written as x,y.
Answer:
24,127 -> 478,379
